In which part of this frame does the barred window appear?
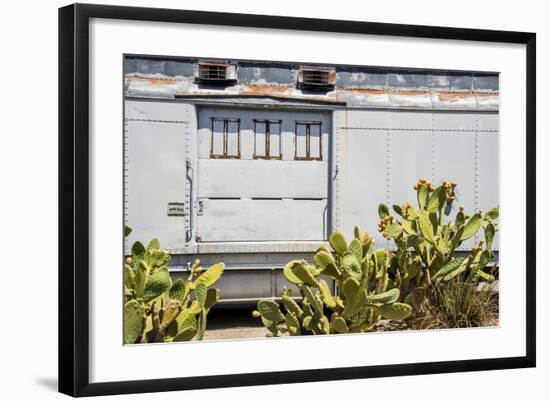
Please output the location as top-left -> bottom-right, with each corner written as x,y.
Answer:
254,120 -> 282,160
295,122 -> 322,160
211,118 -> 240,159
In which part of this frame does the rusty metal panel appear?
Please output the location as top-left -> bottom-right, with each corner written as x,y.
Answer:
197,159 -> 327,199
125,57 -> 499,112
197,199 -> 327,242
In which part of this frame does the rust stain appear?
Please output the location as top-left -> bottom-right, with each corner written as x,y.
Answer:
474,92 -> 497,98
126,76 -> 498,107
341,88 -> 430,96
240,84 -> 291,96
126,77 -> 177,84
435,92 -> 477,102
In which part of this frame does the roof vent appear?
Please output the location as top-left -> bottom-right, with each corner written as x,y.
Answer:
194,62 -> 237,82
297,67 -> 336,89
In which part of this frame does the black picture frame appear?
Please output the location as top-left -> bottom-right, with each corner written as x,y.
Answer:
58,3 -> 536,397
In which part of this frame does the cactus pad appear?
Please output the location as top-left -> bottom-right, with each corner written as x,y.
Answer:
283,260 -> 305,285
376,302 -> 412,320
342,252 -> 362,279
124,300 -> 145,344
257,299 -> 285,323
332,316 -> 349,333
329,231 -> 348,255
291,263 -> 319,287
169,278 -> 190,303
142,266 -> 172,303
194,263 -> 225,288
367,288 -> 400,305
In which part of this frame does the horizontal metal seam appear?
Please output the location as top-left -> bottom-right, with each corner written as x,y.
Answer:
124,118 -> 190,124
339,127 -> 497,132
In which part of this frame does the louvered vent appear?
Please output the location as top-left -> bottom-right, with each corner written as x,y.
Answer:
194,63 -> 237,82
298,68 -> 336,89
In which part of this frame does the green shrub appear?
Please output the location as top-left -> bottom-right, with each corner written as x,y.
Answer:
408,279 -> 498,330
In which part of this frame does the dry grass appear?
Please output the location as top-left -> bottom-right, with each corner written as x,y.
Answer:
408,280 -> 499,330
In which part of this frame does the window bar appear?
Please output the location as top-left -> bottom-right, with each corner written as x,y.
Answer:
266,121 -> 270,158
223,119 -> 228,157
306,124 -> 311,158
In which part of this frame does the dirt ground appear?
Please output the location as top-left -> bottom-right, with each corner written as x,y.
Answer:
202,305 -> 409,341
203,305 -> 273,341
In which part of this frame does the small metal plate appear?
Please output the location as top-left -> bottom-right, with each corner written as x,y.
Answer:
167,202 -> 185,216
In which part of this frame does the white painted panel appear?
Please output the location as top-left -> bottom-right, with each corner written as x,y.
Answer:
197,199 -> 327,241
433,112 -> 477,131
125,100 -> 190,122
338,128 -> 388,246
227,120 -> 240,157
433,130 -> 477,249
269,123 -> 282,158
211,120 -> 224,156
125,120 -> 187,252
197,107 -> 331,161
478,112 -> 499,132
390,130 -> 432,207
254,121 -> 267,157
296,123 -> 307,158
310,124 -> 321,159
342,109 -> 391,129
478,131 -> 500,250
198,159 -> 327,198
387,110 -> 433,130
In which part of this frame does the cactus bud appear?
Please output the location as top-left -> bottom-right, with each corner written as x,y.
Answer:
125,256 -> 132,265
252,310 -> 261,318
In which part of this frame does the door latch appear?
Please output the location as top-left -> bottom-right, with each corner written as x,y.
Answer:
197,200 -> 204,216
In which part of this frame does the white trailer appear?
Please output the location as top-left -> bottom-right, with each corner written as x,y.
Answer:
124,57 -> 499,302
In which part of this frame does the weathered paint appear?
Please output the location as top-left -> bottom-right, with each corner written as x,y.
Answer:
124,56 -> 499,111
124,55 -> 499,301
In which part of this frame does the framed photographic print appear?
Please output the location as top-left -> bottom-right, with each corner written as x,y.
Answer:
58,3 -> 536,397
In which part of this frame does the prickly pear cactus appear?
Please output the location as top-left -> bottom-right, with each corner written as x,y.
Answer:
123,227 -> 225,344
378,179 -> 499,316
253,226 -> 412,336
